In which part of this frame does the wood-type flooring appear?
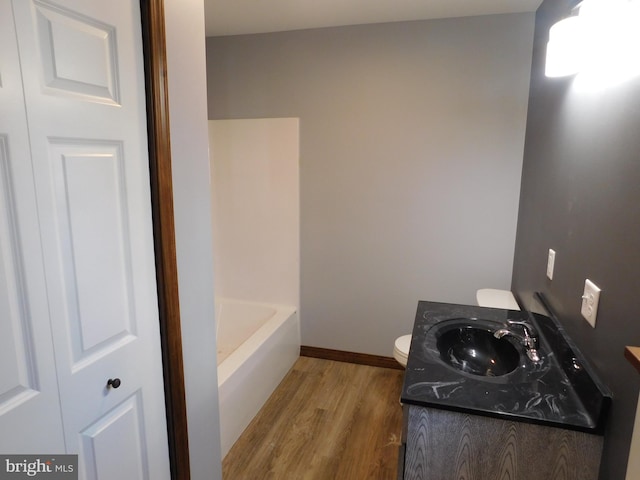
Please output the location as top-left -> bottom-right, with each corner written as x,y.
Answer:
222,356 -> 404,479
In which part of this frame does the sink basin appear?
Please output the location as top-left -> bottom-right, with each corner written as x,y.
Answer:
434,322 -> 520,377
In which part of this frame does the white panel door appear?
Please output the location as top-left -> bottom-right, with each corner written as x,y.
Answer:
0,0 -> 65,453
10,1 -> 171,478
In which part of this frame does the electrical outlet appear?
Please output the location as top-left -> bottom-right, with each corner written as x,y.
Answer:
581,279 -> 601,328
547,249 -> 556,280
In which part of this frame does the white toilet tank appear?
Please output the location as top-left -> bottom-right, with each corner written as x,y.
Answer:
475,288 -> 520,310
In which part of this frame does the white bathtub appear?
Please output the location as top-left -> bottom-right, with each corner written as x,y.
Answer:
216,298 -> 300,458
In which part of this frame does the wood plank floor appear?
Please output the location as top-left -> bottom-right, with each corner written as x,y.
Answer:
222,356 -> 405,479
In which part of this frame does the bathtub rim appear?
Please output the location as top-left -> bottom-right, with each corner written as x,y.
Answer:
216,298 -> 298,386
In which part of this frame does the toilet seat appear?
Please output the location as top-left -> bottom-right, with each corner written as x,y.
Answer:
393,334 -> 412,367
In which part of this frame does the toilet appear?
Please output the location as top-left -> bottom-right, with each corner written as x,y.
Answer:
393,334 -> 412,368
393,289 -> 520,368
475,288 -> 520,311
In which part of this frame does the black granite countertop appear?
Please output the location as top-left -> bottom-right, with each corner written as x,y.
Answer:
400,300 -> 611,434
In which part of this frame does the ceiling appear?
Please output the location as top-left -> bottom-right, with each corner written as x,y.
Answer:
204,0 -> 542,37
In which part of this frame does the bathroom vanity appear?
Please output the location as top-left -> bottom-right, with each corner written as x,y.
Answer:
398,298 -> 611,480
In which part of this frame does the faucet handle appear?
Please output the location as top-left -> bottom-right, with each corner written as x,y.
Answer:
502,319 -> 541,362
506,319 -> 538,338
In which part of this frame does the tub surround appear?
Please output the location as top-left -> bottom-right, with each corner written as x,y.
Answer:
208,119 -> 300,310
401,299 -> 611,434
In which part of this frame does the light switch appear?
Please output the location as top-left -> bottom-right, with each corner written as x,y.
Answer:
547,249 -> 556,280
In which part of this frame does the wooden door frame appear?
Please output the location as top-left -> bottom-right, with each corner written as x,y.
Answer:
139,1 -> 191,479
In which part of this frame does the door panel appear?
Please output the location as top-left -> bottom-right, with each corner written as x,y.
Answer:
80,394 -> 150,480
33,0 -> 120,104
47,140 -> 137,365
9,1 -> 171,477
0,138 -> 37,401
0,0 -> 65,453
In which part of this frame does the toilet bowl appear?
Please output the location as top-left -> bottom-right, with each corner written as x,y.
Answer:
393,289 -> 519,368
393,334 -> 412,367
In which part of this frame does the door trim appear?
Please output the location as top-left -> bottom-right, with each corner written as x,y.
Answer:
139,1 -> 190,479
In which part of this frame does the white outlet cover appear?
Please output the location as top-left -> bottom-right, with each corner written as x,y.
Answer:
581,279 -> 601,328
547,249 -> 556,280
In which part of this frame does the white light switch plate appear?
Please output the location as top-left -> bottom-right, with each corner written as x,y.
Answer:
581,279 -> 601,328
547,249 -> 556,280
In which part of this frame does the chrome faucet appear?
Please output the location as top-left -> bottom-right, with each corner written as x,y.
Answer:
494,319 -> 541,362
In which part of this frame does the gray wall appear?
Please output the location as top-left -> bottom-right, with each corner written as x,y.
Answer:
207,14 -> 535,356
512,1 -> 640,478
165,0 -> 222,477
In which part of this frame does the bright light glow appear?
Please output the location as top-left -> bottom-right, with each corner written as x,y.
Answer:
576,0 -> 640,88
545,16 -> 583,77
545,0 -> 640,85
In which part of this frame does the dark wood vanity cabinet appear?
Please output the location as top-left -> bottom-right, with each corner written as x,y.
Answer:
399,405 -> 603,480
